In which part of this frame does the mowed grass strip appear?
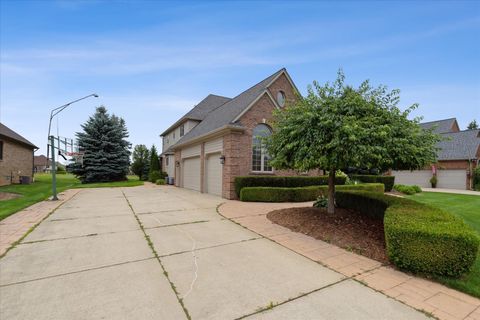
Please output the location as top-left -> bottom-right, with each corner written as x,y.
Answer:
0,174 -> 143,220
407,192 -> 480,298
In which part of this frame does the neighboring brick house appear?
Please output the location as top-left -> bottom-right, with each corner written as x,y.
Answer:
34,155 -> 51,173
392,118 -> 480,189
0,123 -> 38,186
160,68 -> 315,199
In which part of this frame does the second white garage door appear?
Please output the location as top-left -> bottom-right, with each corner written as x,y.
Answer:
205,153 -> 222,196
183,157 -> 201,191
391,170 -> 432,188
437,170 -> 467,189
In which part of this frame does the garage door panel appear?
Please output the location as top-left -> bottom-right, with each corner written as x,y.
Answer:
437,170 -> 466,189
206,153 -> 222,196
183,157 -> 200,191
391,170 -> 431,188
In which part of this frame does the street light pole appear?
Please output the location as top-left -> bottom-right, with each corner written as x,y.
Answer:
46,93 -> 98,200
46,94 -> 99,169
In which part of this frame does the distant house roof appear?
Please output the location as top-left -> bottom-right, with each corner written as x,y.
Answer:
420,118 -> 459,134
171,68 -> 285,148
160,94 -> 231,136
0,123 -> 38,149
437,130 -> 480,161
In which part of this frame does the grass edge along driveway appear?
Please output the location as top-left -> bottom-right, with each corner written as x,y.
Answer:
407,191 -> 480,298
0,173 -> 143,220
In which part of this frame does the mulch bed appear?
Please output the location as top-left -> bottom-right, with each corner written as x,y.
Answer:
267,207 -> 389,264
0,192 -> 22,201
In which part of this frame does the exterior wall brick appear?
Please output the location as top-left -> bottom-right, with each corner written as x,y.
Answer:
0,138 -> 34,186
267,73 -> 297,107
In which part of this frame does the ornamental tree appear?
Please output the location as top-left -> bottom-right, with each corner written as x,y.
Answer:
72,106 -> 131,183
267,70 -> 440,214
131,144 -> 150,180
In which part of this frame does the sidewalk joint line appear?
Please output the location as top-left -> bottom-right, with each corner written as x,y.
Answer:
0,257 -> 155,287
121,190 -> 193,320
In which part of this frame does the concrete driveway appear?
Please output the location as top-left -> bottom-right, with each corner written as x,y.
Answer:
0,186 -> 429,319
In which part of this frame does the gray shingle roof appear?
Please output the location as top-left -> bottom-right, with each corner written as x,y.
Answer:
437,130 -> 479,160
160,94 -> 231,136
420,118 -> 457,134
0,123 -> 38,149
171,68 -> 285,147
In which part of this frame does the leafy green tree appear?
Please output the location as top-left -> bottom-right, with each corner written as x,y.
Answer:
267,70 -> 440,214
149,145 -> 160,173
467,120 -> 478,130
131,144 -> 150,180
72,106 -> 131,183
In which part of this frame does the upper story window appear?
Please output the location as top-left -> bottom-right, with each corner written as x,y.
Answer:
173,131 -> 176,139
277,91 -> 286,107
252,124 -> 273,172
180,124 -> 185,137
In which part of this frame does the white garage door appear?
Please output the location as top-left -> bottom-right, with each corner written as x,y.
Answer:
391,170 -> 432,188
205,153 -> 222,196
183,157 -> 201,191
437,170 -> 466,189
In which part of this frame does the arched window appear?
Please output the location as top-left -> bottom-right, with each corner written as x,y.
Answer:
252,124 -> 273,172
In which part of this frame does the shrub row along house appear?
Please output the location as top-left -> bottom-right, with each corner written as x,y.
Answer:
160,68 -> 322,199
392,118 -> 479,189
0,123 -> 38,186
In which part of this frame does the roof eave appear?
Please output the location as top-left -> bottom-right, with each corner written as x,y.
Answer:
171,125 -> 245,150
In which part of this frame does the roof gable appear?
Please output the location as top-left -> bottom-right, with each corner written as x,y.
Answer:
0,123 -> 38,149
172,68 -> 287,147
420,118 -> 459,134
160,94 -> 231,136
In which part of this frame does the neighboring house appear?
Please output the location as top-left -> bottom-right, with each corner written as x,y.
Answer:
0,123 -> 38,186
392,118 -> 480,189
34,155 -> 51,173
160,68 -> 316,199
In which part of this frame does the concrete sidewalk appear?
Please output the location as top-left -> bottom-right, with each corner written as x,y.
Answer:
421,188 -> 479,196
0,186 -> 429,319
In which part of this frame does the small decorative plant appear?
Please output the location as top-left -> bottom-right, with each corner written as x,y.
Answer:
430,176 -> 438,188
313,195 -> 329,208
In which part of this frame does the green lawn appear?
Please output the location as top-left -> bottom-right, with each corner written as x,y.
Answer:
0,173 -> 143,220
406,192 -> 480,298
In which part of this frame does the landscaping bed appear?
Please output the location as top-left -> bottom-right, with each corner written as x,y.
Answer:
267,207 -> 388,263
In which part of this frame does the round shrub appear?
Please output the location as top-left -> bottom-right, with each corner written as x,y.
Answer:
335,190 -> 479,277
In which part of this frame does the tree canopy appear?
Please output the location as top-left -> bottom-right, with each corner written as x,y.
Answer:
267,70 -> 440,213
467,120 -> 478,130
72,106 -> 131,183
131,144 -> 150,180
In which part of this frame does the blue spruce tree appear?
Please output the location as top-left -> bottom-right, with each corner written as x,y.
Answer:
72,106 -> 131,183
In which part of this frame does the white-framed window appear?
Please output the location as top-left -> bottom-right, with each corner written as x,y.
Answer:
252,124 -> 273,172
180,124 -> 185,137
277,90 -> 286,107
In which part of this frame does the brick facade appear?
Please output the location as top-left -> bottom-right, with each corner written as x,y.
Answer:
0,138 -> 35,186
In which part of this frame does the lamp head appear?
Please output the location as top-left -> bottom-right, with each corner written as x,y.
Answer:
93,94 -> 99,98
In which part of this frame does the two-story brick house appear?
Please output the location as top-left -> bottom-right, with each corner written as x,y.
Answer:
0,123 -> 38,186
160,68 -> 309,199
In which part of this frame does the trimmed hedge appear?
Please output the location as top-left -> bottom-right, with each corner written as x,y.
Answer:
234,175 -> 347,197
155,178 -> 166,185
393,184 -> 422,195
240,183 -> 384,202
335,190 -> 479,277
350,175 -> 395,192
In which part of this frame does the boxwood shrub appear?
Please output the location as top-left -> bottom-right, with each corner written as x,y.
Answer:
234,175 -> 347,197
335,190 -> 479,277
393,184 -> 422,195
350,175 -> 395,192
240,183 -> 384,202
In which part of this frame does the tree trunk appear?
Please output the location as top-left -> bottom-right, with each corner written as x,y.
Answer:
327,168 -> 335,214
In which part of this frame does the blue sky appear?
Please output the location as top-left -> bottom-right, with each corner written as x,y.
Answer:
1,0 -> 479,156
